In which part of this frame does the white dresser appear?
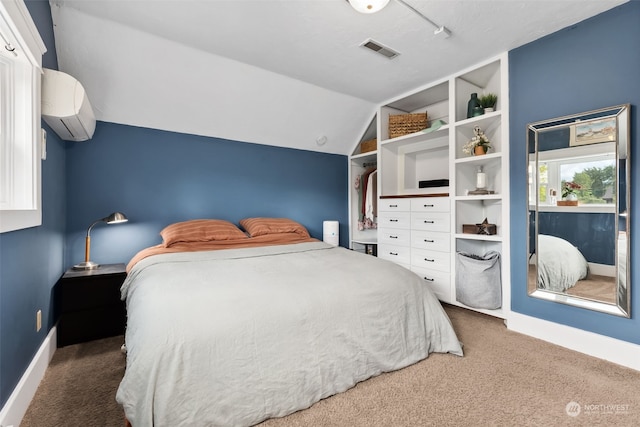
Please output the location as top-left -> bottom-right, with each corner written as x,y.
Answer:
378,198 -> 411,268
378,196 -> 452,302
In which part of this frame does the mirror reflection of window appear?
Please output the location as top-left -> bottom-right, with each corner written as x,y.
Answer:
535,154 -> 616,206
538,162 -> 548,204
560,158 -> 616,205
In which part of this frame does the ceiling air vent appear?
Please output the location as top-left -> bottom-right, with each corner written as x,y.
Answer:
360,39 -> 399,59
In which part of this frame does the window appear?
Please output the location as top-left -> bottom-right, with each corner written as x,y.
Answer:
529,148 -> 616,207
0,1 -> 45,233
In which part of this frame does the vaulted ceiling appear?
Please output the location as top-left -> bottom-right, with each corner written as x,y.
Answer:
49,0 -> 626,155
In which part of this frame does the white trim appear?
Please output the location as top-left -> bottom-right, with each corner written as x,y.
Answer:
508,312 -> 640,371
0,1 -> 45,233
535,205 -> 615,214
0,326 -> 57,427
0,0 -> 45,69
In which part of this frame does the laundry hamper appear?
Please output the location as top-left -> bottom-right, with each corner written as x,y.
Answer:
455,251 -> 501,309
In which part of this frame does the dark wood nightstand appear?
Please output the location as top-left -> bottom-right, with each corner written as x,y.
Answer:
54,263 -> 127,347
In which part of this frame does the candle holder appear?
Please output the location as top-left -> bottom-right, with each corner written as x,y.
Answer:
468,166 -> 494,195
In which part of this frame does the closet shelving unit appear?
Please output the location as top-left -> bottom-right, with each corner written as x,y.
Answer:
350,115 -> 378,255
348,54 -> 510,319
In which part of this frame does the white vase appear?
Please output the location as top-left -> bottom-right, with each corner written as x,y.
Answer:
566,193 -> 578,201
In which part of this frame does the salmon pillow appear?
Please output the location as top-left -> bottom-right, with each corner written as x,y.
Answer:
239,218 -> 310,238
160,219 -> 248,247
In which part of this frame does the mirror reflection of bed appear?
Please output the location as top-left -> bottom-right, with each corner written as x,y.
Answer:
527,236 -> 618,304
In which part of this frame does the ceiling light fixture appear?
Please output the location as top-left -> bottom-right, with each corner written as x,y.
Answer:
347,0 -> 390,14
347,0 -> 451,38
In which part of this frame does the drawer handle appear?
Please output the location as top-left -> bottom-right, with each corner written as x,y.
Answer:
424,239 -> 434,243
390,204 -> 398,208
423,204 -> 434,208
390,252 -> 398,256
423,220 -> 435,224
423,277 -> 435,282
424,258 -> 435,262
390,235 -> 398,239
390,219 -> 399,222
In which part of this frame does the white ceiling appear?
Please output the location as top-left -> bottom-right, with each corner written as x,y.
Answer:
49,0 -> 626,155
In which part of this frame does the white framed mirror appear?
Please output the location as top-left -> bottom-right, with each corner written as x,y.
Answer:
527,104 -> 630,317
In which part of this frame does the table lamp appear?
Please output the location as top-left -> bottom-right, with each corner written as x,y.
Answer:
73,212 -> 128,270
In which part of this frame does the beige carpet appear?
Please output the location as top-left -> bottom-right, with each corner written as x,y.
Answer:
21,305 -> 640,427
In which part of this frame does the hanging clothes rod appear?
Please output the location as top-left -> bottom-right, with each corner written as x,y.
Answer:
363,161 -> 377,168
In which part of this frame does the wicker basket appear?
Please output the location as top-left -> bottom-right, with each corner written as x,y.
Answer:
388,113 -> 428,139
360,138 -> 377,153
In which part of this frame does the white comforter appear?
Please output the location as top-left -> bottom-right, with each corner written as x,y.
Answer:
537,234 -> 588,292
116,242 -> 463,427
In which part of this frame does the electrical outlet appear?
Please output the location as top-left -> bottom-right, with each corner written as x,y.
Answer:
36,309 -> 42,332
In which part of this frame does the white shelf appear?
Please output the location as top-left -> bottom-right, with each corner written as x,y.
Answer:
380,124 -> 449,146
352,238 -> 378,245
351,151 -> 377,161
454,110 -> 501,128
456,194 -> 502,201
455,152 -> 501,164
454,233 -> 503,242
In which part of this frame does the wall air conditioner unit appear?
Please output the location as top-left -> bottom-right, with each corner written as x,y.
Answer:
41,68 -> 96,142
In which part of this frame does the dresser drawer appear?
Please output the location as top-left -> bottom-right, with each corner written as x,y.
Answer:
410,197 -> 450,213
378,212 -> 411,229
411,248 -> 450,272
411,212 -> 451,232
411,230 -> 450,252
378,244 -> 411,266
411,266 -> 451,302
379,228 -> 411,246
378,198 -> 410,212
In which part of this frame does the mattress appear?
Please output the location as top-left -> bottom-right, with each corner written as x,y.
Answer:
116,241 -> 463,426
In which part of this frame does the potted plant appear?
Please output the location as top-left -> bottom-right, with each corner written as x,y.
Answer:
479,93 -> 498,113
462,126 -> 491,156
562,181 -> 581,201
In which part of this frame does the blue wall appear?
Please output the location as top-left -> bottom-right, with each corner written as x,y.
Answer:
0,0 -> 66,407
64,123 -> 349,267
510,2 -> 639,343
531,212 -> 616,265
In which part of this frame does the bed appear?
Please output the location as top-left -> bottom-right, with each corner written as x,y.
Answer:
536,234 -> 588,292
116,218 -> 463,427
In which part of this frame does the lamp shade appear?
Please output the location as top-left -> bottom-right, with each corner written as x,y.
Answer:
73,212 -> 128,270
348,0 -> 390,14
105,212 -> 128,224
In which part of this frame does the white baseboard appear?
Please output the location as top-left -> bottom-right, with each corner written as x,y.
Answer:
0,326 -> 57,427
588,262 -> 615,277
508,312 -> 640,371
